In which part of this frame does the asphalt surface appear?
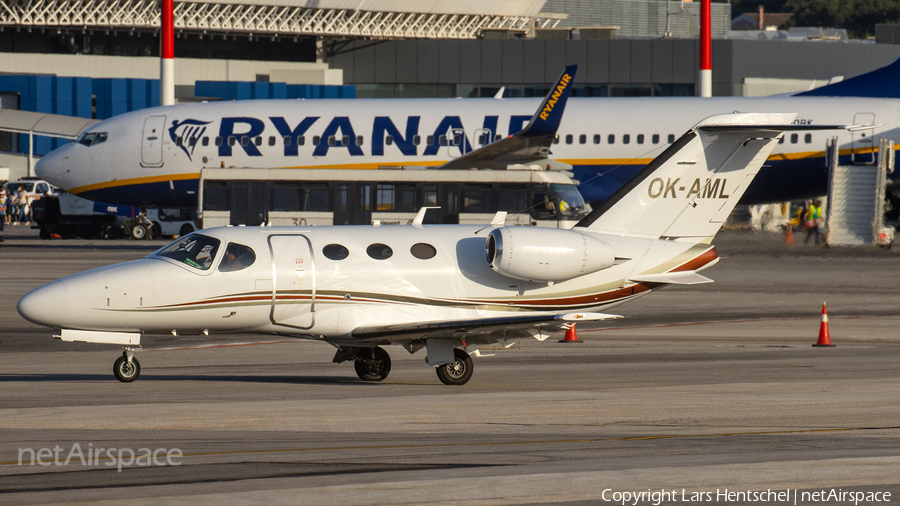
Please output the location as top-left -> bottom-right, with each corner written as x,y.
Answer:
1,224 -> 899,505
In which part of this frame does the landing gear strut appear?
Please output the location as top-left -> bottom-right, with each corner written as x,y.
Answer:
435,348 -> 473,386
353,346 -> 391,382
113,347 -> 141,382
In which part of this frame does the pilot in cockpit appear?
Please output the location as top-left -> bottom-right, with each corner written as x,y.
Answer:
218,243 -> 256,273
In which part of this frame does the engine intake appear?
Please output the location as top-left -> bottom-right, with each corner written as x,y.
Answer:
486,227 -> 615,283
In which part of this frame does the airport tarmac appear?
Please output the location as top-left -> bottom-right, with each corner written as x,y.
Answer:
1,225 -> 900,505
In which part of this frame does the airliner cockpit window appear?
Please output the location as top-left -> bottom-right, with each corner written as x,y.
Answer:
218,243 -> 256,272
76,132 -> 108,147
154,234 -> 221,271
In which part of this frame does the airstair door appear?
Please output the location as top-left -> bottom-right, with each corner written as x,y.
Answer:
268,234 -> 315,330
141,115 -> 166,167
851,112 -> 875,165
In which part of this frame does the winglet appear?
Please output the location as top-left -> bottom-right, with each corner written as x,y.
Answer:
519,65 -> 577,138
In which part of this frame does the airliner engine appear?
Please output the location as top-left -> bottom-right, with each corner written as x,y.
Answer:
485,227 -> 615,283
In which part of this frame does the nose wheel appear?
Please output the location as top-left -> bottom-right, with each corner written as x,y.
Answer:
354,346 -> 391,382
113,349 -> 141,382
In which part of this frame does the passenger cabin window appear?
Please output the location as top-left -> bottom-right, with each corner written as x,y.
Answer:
637,134 -> 644,144
553,135 -> 560,144
313,136 -> 321,145
386,135 -> 394,146
579,134 -> 586,144
218,243 -> 256,272
357,135 -> 364,146
667,134 -> 675,143
565,134 -> 573,144
779,136 -> 785,144
202,137 -> 209,146
241,136 -> 249,147
269,136 -> 276,146
652,134 -> 660,144
791,133 -> 798,144
155,234 -> 221,271
608,134 -> 615,144
323,244 -> 349,261
410,243 -> 437,260
367,243 -> 393,260
176,137 -> 184,147
254,136 -> 262,146
593,134 -> 601,144
413,135 -> 421,145
805,133 -> 812,144
623,134 -> 630,145
283,135 -> 292,146
228,136 -> 236,146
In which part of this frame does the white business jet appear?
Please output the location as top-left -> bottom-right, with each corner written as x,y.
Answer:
35,58 -> 900,209
18,112 -> 840,385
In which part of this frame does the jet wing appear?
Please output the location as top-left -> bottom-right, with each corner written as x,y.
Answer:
436,65 -> 577,171
350,311 -> 620,346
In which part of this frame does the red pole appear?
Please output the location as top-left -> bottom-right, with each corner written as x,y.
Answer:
699,0 -> 712,97
160,0 -> 175,106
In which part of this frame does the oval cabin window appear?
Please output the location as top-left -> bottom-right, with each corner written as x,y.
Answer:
410,243 -> 437,260
323,244 -> 350,260
367,243 -> 393,260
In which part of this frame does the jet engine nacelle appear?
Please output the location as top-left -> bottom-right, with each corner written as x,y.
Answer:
485,227 -> 615,283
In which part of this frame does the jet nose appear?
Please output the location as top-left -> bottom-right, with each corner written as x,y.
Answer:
18,281 -> 68,328
34,146 -> 70,182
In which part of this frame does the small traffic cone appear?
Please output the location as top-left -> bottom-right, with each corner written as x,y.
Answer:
559,323 -> 582,343
813,302 -> 835,347
784,227 -> 794,244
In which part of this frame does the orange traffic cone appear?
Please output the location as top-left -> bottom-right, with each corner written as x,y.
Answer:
559,323 -> 582,343
785,227 -> 794,244
813,302 -> 835,347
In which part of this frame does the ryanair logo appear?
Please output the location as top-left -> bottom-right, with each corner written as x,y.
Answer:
539,73 -> 572,121
647,177 -> 731,199
169,119 -> 212,161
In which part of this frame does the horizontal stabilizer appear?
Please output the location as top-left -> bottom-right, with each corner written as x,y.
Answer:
628,271 -> 713,285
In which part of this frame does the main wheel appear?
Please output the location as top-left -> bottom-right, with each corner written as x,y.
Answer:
436,348 -> 474,386
113,355 -> 141,382
149,222 -> 162,240
354,346 -> 391,382
131,224 -> 147,240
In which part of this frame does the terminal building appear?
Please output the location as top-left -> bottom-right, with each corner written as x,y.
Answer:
2,0 -> 900,180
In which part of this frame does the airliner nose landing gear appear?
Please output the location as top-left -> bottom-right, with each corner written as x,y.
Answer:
113,347 -> 141,382
352,346 -> 391,382
436,348 -> 473,386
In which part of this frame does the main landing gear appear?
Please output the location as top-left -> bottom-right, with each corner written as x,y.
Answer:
353,346 -> 392,382
435,348 -> 474,386
113,347 -> 141,382
335,345 -> 474,385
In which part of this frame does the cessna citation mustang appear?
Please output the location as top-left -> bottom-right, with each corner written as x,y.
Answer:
18,113 -> 842,385
34,58 -> 900,208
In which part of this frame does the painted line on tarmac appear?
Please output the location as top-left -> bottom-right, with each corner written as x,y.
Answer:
580,315 -> 889,333
8,426 -> 897,466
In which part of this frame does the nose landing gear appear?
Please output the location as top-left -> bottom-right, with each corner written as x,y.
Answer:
113,347 -> 141,382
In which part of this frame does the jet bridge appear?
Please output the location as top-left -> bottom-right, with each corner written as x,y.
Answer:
825,136 -> 895,247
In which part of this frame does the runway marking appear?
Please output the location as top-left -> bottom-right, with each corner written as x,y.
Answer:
6,426 -> 899,466
580,315 -> 890,333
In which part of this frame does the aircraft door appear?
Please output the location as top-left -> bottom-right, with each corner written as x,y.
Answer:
446,128 -> 469,158
141,115 -> 166,167
851,112 -> 876,165
268,234 -> 315,330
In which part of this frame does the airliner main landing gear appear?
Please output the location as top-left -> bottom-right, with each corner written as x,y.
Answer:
353,346 -> 392,382
113,347 -> 141,382
435,348 -> 474,386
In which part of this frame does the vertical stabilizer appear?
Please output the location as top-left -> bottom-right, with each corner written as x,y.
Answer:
575,113 -> 797,239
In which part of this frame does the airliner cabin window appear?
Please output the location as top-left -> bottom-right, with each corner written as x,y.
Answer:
175,137 -> 183,147
215,137 -> 222,146
427,135 -> 435,145
269,136 -> 276,146
410,243 -> 437,260
386,135 -> 394,146
553,135 -> 560,144
218,243 -> 256,273
357,136 -> 364,146
323,244 -> 350,261
328,136 -> 336,146
413,135 -> 421,145
791,133 -> 798,144
623,134 -> 630,145
313,136 -> 321,145
608,134 -> 615,144
579,134 -> 586,144
283,136 -> 291,146
241,136 -> 249,147
439,135 -> 448,146
342,135 -> 350,146
228,136 -> 236,146
155,234 -> 221,271
594,134 -> 601,144
367,244 -> 393,260
565,134 -> 573,144
805,134 -> 812,144
202,137 -> 209,146
652,134 -> 660,144
668,134 -> 675,143
254,136 -> 262,146
189,137 -> 197,146
637,134 -> 644,144
298,136 -> 305,146
779,136 -> 785,144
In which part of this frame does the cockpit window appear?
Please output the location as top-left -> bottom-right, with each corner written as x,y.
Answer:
76,132 -> 108,147
218,243 -> 256,272
154,234 -> 221,271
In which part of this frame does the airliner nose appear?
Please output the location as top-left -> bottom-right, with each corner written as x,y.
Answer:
18,281 -> 68,328
34,147 -> 70,182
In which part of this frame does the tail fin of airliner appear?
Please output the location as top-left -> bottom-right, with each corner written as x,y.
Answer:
795,57 -> 900,98
575,113 -> 818,239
